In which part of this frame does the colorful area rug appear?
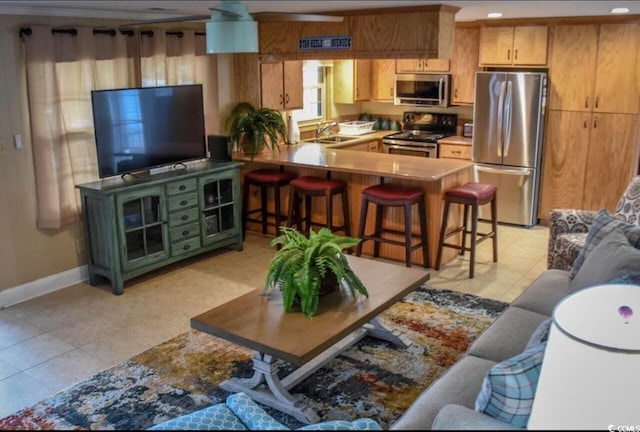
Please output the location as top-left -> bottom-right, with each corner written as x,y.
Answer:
0,287 -> 508,430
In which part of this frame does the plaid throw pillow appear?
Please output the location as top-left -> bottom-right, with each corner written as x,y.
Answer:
475,342 -> 546,428
569,209 -> 640,279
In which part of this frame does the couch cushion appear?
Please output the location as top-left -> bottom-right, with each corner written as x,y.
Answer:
569,228 -> 640,292
390,355 -> 496,430
432,404 -> 522,430
474,343 -> 546,428
148,403 -> 248,430
510,270 -> 571,316
569,209 -> 640,279
467,307 -> 548,363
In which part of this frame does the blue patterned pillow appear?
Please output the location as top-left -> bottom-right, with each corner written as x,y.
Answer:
148,403 -> 248,430
226,393 -> 289,430
609,274 -> 640,285
475,342 -> 546,428
570,209 -> 640,279
525,318 -> 552,350
297,418 -> 382,430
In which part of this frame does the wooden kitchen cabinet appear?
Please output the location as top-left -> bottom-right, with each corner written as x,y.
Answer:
451,27 -> 480,105
548,23 -> 640,114
334,59 -> 371,103
479,25 -> 548,66
396,58 -> 450,73
370,59 -> 395,102
439,144 -> 471,160
345,140 -> 380,152
539,110 -> 639,220
260,61 -> 303,110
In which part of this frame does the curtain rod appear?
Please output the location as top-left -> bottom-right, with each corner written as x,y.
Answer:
19,27 -> 205,39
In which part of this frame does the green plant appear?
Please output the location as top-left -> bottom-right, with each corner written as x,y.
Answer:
225,102 -> 286,159
264,226 -> 369,318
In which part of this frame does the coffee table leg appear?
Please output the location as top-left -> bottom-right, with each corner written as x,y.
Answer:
364,317 -> 413,348
220,351 -> 320,424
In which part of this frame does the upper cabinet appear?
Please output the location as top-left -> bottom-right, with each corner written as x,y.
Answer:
549,23 -> 640,114
451,27 -> 480,105
258,6 -> 458,59
260,61 -> 303,111
334,59 -> 371,103
479,26 -> 548,66
396,58 -> 450,73
370,59 -> 396,102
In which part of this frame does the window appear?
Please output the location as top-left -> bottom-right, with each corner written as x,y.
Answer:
291,61 -> 328,124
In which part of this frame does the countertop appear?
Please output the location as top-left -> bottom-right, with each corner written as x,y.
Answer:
301,130 -> 393,149
234,143 -> 473,182
437,135 -> 472,146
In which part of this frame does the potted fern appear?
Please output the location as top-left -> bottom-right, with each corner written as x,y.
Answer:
264,226 -> 369,318
225,101 -> 286,159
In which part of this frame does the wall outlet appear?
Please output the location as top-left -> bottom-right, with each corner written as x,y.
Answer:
76,238 -> 85,254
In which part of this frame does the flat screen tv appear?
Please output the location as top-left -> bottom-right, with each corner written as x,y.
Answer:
91,84 -> 206,178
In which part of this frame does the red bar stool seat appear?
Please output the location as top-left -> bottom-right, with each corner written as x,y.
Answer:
286,175 -> 351,235
242,169 -> 297,239
435,182 -> 498,278
356,184 -> 428,268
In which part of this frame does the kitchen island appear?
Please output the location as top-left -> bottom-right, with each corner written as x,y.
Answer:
235,143 -> 473,268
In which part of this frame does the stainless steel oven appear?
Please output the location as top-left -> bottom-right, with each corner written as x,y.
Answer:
383,142 -> 438,157
382,111 -> 457,158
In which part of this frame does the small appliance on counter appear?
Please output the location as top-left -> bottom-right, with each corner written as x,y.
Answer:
382,111 -> 457,157
463,123 -> 473,138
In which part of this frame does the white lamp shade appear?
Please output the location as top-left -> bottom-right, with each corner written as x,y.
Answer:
205,19 -> 258,54
528,284 -> 640,429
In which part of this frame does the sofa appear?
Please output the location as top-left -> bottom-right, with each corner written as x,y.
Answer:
391,206 -> 640,430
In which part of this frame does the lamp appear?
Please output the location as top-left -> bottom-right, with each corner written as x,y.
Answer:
528,284 -> 640,429
206,1 -> 258,54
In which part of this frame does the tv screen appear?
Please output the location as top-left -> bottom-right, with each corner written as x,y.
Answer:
91,84 -> 206,178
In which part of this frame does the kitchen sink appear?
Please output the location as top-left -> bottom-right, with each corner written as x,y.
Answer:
303,136 -> 359,144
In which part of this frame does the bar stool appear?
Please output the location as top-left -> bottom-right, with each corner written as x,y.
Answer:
435,182 -> 498,278
356,184 -> 428,268
286,175 -> 351,235
242,169 -> 297,240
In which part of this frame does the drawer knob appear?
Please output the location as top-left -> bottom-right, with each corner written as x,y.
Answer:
179,185 -> 186,190
183,244 -> 190,250
181,215 -> 189,221
182,230 -> 189,236
180,200 -> 188,206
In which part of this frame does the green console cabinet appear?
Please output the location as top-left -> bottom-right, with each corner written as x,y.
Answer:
76,160 -> 244,295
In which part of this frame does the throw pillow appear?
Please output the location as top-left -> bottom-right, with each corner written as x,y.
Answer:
569,209 -> 640,279
608,274 -> 640,285
569,229 -> 640,292
474,342 -> 546,428
525,318 -> 552,350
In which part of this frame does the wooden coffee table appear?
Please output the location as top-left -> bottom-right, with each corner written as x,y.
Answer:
191,255 -> 430,423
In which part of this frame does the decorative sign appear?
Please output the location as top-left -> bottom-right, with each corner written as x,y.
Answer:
299,35 -> 351,51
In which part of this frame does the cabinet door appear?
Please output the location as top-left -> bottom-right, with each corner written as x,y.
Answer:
593,23 -> 640,114
116,186 -> 169,271
199,170 -> 241,245
396,58 -> 423,73
452,27 -> 480,105
538,110 -> 590,220
261,62 -> 284,110
582,113 -> 639,211
423,58 -> 450,71
334,59 -> 371,103
354,59 -> 371,101
283,60 -> 303,110
371,59 -> 395,101
513,26 -> 548,65
479,26 -> 514,65
548,25 -> 598,112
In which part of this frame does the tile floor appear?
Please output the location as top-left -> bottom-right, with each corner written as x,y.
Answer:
0,223 -> 549,418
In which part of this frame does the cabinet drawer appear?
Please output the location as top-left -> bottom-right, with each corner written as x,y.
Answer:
166,178 -> 197,196
171,237 -> 202,257
368,141 -> 379,152
170,222 -> 200,242
169,208 -> 199,227
439,145 -> 471,159
167,192 -> 198,212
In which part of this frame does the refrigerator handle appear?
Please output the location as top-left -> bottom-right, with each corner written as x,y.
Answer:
503,80 -> 513,156
475,165 -> 532,176
496,81 -> 506,157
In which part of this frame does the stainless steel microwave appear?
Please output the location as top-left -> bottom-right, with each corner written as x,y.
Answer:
394,73 -> 451,107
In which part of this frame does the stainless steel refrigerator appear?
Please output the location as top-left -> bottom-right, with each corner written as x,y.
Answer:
472,71 -> 547,227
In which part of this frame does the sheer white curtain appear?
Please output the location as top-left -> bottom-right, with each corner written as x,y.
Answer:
23,26 -> 218,229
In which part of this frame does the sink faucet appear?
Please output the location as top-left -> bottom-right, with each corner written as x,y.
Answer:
316,120 -> 337,138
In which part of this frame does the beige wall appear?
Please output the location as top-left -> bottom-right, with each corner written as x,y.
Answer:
0,14 -> 230,293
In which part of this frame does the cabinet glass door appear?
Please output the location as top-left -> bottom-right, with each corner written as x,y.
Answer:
199,173 -> 240,245
117,186 -> 169,270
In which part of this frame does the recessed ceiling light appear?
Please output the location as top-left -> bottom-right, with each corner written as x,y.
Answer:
487,12 -> 503,18
611,7 -> 630,14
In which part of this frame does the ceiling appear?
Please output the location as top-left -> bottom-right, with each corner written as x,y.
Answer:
0,0 -> 637,22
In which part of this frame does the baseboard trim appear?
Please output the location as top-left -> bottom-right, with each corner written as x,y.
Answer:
0,265 -> 89,308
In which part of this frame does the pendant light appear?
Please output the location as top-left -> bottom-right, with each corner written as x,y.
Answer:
206,1 -> 258,54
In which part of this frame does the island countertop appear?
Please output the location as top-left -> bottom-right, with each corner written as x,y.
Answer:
233,144 -> 473,182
